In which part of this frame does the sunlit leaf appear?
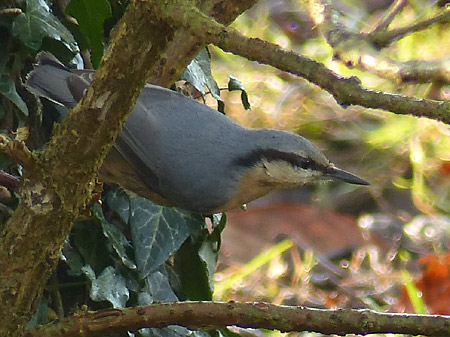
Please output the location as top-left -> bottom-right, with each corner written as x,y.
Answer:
401,269 -> 428,314
182,48 -> 222,101
228,75 -> 250,110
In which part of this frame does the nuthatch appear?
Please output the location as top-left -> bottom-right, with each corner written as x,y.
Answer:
26,53 -> 369,213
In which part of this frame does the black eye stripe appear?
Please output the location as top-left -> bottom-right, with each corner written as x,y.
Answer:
234,149 -> 327,172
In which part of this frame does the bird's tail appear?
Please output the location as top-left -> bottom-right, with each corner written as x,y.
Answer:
25,52 -> 91,108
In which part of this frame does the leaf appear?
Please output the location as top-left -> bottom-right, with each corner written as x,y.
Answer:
65,0 -> 112,68
138,272 -> 207,337
26,297 -> 48,329
173,238 -> 216,300
181,48 -> 222,102
83,265 -> 129,308
401,269 -> 428,314
61,243 -> 84,276
0,41 -> 9,75
0,75 -> 29,115
92,203 -> 137,270
228,75 -> 250,110
198,239 -> 218,295
72,219 -> 112,275
209,213 -> 227,251
129,196 -> 205,278
145,271 -> 178,303
141,326 -> 197,337
104,186 -> 131,224
12,0 -> 77,51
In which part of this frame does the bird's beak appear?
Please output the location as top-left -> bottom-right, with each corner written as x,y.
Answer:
325,166 -> 369,185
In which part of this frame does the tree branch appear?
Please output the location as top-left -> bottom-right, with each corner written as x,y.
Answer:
28,301 -> 450,337
157,3 -> 450,124
150,0 -> 258,85
0,130 -> 36,170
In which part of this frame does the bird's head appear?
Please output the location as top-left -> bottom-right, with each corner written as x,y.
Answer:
236,128 -> 368,186
217,129 -> 368,211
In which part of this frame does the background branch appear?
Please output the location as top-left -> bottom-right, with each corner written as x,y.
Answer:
150,0 -> 258,85
369,0 -> 407,33
304,0 -> 450,84
371,8 -> 450,48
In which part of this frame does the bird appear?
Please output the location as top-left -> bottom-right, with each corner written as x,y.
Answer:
25,52 -> 369,214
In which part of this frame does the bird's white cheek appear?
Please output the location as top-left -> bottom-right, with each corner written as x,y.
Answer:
293,169 -> 324,185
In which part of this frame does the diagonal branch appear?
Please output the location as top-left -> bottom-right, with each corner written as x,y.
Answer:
28,301 -> 450,337
150,0 -> 258,85
155,3 -> 450,124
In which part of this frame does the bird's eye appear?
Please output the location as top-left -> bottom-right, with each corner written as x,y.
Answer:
292,158 -> 312,170
301,159 -> 311,169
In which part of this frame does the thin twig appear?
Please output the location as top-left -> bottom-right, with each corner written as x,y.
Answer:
371,8 -> 450,48
0,132 -> 36,170
370,0 -> 407,33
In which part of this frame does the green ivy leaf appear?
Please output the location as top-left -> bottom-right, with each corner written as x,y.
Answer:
83,265 -> 129,308
61,244 -> 84,276
174,237 -> 216,301
65,0 -> 112,68
92,203 -> 137,270
0,41 -> 9,75
104,186 -> 131,224
145,271 -> 178,303
12,0 -> 77,51
129,196 -> 205,278
26,298 -> 49,329
0,75 -> 29,115
72,219 -> 112,275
